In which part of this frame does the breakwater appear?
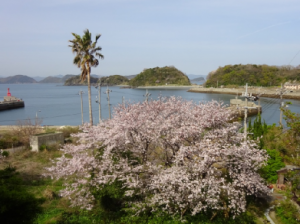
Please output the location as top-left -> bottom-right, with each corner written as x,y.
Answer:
188,87 -> 300,100
0,101 -> 24,111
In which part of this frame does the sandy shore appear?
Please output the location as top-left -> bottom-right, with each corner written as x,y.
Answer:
188,87 -> 300,100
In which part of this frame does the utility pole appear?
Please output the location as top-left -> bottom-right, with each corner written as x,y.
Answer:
242,83 -> 257,141
95,82 -> 102,123
104,86 -> 112,119
122,96 -> 125,107
244,84 -> 248,140
78,90 -> 84,125
143,89 -> 151,102
276,83 -> 287,128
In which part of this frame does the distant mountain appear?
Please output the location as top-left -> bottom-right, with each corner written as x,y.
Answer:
191,77 -> 205,82
32,76 -> 46,82
39,76 -> 63,83
0,75 -> 38,84
124,75 -> 137,80
64,75 -> 98,86
187,74 -> 206,80
61,75 -> 76,82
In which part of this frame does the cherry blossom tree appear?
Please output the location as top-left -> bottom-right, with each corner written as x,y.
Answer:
47,97 -> 269,218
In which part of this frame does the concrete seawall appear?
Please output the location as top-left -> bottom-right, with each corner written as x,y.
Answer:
188,87 -> 300,100
0,101 -> 25,111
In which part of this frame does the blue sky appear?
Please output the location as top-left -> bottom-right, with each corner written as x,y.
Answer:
0,0 -> 299,77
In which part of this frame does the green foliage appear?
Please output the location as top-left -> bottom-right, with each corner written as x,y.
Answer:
275,200 -> 300,224
0,132 -> 21,149
92,180 -> 126,213
44,127 -> 57,133
283,107 -> 300,139
0,166 -> 44,224
259,149 -> 285,183
205,64 -> 300,87
54,209 -> 256,224
247,113 -> 274,149
60,126 -> 80,138
39,144 -> 47,151
64,75 -> 98,86
1,150 -> 9,157
99,75 -> 129,86
129,66 -> 191,87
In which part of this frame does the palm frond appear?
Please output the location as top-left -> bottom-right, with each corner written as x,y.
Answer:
91,59 -> 99,67
95,34 -> 101,43
69,29 -> 104,82
95,53 -> 104,59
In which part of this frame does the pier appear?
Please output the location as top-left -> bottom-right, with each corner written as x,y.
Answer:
0,88 -> 25,111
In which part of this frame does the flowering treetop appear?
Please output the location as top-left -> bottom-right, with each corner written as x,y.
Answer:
47,97 -> 269,218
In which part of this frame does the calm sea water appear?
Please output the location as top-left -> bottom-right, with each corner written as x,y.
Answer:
0,84 -> 300,127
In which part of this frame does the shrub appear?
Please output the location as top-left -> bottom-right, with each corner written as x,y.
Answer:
60,126 -> 80,138
39,144 -> 47,151
275,200 -> 300,224
259,149 -> 285,183
1,151 -> 9,157
0,166 -> 44,224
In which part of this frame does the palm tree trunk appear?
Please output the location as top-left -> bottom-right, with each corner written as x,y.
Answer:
87,64 -> 93,126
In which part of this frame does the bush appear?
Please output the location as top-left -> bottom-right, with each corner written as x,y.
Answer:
60,126 -> 80,138
275,200 -> 300,224
1,150 -> 9,157
259,148 -> 285,183
0,166 -> 44,224
39,144 -> 47,151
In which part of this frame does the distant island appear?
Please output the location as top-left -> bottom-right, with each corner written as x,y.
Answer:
63,75 -> 129,86
129,66 -> 191,87
205,64 -> 300,87
191,77 -> 205,82
39,75 -> 77,83
64,75 -> 98,86
39,76 -> 63,83
0,75 -> 38,84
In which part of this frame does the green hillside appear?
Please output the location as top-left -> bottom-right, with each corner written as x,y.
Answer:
129,66 -> 191,87
205,64 -> 300,87
64,75 -> 98,86
99,75 -> 128,86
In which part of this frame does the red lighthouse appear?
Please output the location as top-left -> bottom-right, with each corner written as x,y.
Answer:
7,88 -> 11,96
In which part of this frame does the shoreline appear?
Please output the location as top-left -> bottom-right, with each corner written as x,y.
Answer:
136,85 -> 192,89
188,87 -> 300,100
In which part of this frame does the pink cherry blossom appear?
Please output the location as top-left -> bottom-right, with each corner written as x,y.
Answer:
47,97 -> 269,217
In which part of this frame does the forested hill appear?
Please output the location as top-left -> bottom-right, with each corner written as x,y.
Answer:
99,75 -> 128,86
129,66 -> 191,87
64,75 -> 98,86
205,64 -> 300,87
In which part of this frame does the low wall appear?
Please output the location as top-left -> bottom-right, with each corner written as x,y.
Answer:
2,146 -> 26,154
30,132 -> 64,152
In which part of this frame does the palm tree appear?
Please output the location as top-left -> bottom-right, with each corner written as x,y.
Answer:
69,29 -> 104,126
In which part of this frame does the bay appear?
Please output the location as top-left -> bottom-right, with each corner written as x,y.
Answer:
0,84 -> 300,127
